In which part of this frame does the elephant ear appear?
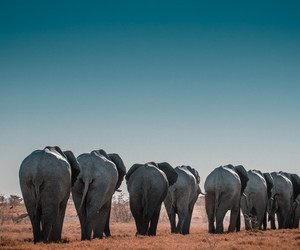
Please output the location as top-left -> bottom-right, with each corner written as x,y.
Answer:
108,153 -> 126,190
185,166 -> 200,184
263,173 -> 274,199
45,145 -> 65,157
93,149 -> 110,159
157,162 -> 178,186
290,174 -> 300,200
147,161 -> 158,167
234,165 -> 249,195
125,163 -> 144,182
63,150 -> 81,186
253,169 -> 264,178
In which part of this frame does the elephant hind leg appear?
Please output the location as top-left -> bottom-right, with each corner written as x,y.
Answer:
277,211 -> 284,229
228,205 -> 240,233
50,196 -> 69,242
22,184 -> 42,243
41,206 -> 59,242
148,204 -> 162,236
164,198 -> 176,233
205,192 -> 216,233
104,203 -> 112,237
182,209 -> 193,235
93,201 -> 111,239
262,212 -> 267,230
175,210 -> 186,234
215,208 -> 227,234
32,207 -> 42,243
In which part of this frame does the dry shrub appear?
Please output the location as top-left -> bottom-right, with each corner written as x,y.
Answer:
111,192 -> 133,223
0,201 -> 29,225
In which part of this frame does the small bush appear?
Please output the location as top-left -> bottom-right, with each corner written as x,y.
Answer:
111,192 -> 133,223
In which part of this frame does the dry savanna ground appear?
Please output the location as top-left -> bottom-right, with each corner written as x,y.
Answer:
1,196 -> 300,249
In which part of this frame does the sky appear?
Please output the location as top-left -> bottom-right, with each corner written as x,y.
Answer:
1,1 -> 300,195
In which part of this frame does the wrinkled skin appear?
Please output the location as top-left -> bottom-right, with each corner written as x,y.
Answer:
72,150 -> 126,240
269,172 -> 293,229
240,170 -> 268,230
204,164 -> 249,234
19,146 -> 80,243
126,162 -> 178,236
164,166 -> 201,234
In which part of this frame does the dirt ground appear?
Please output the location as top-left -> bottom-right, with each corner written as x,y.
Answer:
1,196 -> 300,249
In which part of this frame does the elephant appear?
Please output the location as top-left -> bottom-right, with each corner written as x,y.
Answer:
164,165 -> 202,234
19,146 -> 80,243
126,162 -> 178,236
240,170 -> 268,230
204,164 -> 249,234
72,149 -> 126,240
278,171 -> 300,228
268,172 -> 293,229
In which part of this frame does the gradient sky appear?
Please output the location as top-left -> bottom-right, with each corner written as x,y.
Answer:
1,1 -> 300,195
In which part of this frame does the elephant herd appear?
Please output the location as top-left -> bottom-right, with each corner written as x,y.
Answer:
19,146 -> 300,244
205,165 -> 300,234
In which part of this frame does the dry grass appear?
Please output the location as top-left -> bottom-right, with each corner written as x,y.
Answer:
0,196 -> 300,249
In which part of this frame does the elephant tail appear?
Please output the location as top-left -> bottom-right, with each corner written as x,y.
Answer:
79,179 -> 91,212
142,188 -> 148,218
214,172 -> 221,217
214,187 -> 220,218
33,180 -> 42,223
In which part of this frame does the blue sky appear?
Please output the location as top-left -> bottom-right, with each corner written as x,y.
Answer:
1,1 -> 300,195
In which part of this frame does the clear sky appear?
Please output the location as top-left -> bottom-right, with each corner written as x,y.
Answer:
1,1 -> 300,195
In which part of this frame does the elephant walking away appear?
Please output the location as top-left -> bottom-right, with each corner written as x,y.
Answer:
269,172 -> 293,229
72,149 -> 126,240
240,170 -> 268,230
279,171 -> 300,228
19,146 -> 80,243
126,162 -> 178,236
204,164 -> 249,234
164,165 -> 202,234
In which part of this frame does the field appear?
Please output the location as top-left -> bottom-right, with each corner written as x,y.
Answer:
1,196 -> 300,249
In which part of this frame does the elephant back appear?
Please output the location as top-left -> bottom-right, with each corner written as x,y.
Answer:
126,163 -> 144,182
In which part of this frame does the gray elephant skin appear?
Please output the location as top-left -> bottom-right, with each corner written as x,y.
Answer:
204,164 -> 249,234
164,165 -> 201,234
269,172 -> 293,229
126,162 -> 178,236
19,146 -> 80,243
72,149 -> 126,240
293,194 -> 300,228
240,170 -> 268,230
279,171 -> 300,228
